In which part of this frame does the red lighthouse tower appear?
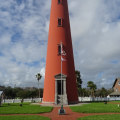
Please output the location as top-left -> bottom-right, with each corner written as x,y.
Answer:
43,0 -> 78,104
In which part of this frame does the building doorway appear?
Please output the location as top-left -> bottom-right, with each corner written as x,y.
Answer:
57,80 -> 63,95
54,74 -> 68,104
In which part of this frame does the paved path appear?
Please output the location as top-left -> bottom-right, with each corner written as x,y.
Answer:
40,107 -> 120,120
1,107 -> 120,120
41,107 -> 83,120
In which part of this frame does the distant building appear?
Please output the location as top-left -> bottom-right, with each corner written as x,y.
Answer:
110,78 -> 120,97
0,91 -> 4,105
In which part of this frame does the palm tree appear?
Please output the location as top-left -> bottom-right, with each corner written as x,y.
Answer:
87,81 -> 97,97
36,73 -> 42,100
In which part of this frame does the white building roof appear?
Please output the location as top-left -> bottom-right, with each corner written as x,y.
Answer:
0,91 -> 3,96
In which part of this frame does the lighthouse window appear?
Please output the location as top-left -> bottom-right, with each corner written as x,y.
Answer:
58,18 -> 63,27
58,0 -> 60,4
58,44 -> 61,55
58,0 -> 63,4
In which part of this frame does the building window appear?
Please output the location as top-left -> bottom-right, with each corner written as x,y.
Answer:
118,82 -> 120,85
58,0 -> 63,4
58,18 -> 63,27
116,88 -> 118,92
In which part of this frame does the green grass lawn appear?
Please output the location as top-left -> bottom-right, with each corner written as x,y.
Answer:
0,103 -> 53,114
70,102 -> 120,113
108,101 -> 120,103
78,114 -> 120,120
0,115 -> 50,120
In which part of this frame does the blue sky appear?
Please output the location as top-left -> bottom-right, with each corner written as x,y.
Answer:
0,0 -> 120,88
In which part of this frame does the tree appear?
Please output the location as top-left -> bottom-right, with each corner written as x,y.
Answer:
80,88 -> 90,97
0,86 -> 43,100
87,81 -> 97,97
17,90 -> 27,99
36,73 -> 42,99
100,87 -> 108,97
0,99 -> 1,106
4,86 -> 15,99
75,70 -> 82,96
13,87 -> 23,98
95,87 -> 110,97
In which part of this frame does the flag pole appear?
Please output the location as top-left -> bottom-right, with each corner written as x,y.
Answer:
58,42 -> 65,115
61,42 -> 63,106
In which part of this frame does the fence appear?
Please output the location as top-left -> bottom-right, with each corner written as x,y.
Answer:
78,97 -> 120,102
2,98 -> 42,103
1,97 -> 120,103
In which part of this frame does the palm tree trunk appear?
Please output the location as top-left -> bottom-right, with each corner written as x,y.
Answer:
38,80 -> 40,101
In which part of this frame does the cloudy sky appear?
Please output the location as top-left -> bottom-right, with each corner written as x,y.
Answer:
0,0 -> 120,89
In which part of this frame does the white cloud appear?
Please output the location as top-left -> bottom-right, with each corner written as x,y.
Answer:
0,0 -> 120,89
0,34 -> 11,45
69,0 -> 120,88
0,0 -> 48,88
40,67 -> 45,78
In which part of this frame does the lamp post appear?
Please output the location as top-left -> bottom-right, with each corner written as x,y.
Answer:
36,73 -> 42,102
